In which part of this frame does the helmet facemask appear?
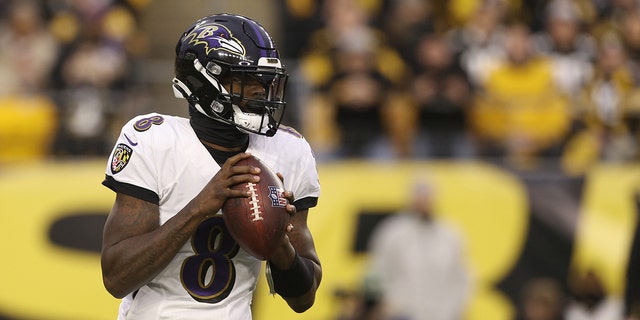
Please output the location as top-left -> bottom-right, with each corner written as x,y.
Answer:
173,57 -> 288,137
218,58 -> 288,137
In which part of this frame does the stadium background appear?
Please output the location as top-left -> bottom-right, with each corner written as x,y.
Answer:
1,0 -> 639,319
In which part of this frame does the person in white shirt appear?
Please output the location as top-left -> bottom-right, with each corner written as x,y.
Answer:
366,177 -> 472,320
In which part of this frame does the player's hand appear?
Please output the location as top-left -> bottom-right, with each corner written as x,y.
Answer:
267,172 -> 297,265
194,152 -> 260,217
276,172 -> 297,229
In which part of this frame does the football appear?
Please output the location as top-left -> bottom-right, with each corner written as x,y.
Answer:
222,155 -> 289,260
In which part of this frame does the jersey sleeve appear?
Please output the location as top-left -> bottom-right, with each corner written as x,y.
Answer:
277,130 -> 321,211
102,114 -> 162,204
291,138 -> 320,210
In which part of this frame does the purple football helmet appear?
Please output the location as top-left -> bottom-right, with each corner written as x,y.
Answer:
173,13 -> 288,136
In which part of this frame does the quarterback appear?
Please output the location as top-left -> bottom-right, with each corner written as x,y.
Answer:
100,13 -> 322,319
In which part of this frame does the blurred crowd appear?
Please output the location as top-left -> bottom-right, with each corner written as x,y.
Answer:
2,0 -> 640,172
0,0 -> 149,163
284,0 -> 640,173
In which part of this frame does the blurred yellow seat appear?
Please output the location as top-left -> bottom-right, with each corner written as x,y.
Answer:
0,94 -> 57,163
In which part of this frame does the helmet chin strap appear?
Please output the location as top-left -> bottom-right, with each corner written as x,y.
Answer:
231,104 -> 271,135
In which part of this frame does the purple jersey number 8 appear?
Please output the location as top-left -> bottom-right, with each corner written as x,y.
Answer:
134,115 -> 165,132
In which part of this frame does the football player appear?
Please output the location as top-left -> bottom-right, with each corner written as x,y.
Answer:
100,13 -> 322,319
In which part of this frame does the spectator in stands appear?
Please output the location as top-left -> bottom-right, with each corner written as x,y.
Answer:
378,0 -> 434,65
570,32 -> 638,164
617,11 -> 640,158
320,30 -> 395,159
365,177 -> 472,320
564,269 -> 624,320
620,10 -> 640,80
0,0 -> 59,95
299,0 -> 410,160
447,0 -> 508,89
409,32 -> 475,158
531,0 -> 597,100
590,0 -> 640,40
517,277 -> 566,320
274,0 -> 325,59
0,0 -> 59,163
48,1 -> 147,156
470,22 -> 572,168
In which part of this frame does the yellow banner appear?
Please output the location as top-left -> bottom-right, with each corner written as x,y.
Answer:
0,160 -> 637,319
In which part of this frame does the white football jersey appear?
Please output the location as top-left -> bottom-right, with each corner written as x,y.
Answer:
103,113 -> 321,320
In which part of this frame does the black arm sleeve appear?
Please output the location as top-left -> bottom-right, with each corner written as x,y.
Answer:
268,252 -> 315,298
